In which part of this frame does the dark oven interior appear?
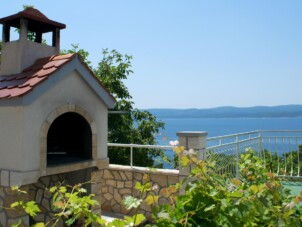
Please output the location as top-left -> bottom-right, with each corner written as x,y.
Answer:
47,112 -> 92,166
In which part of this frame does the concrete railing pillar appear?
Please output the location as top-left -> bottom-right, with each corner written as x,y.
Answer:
176,131 -> 208,176
176,131 -> 208,160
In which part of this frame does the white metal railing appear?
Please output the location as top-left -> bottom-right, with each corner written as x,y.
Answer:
107,130 -> 302,178
206,130 -> 302,178
107,143 -> 175,168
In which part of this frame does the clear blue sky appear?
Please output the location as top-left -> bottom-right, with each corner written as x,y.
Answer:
1,1 -> 302,109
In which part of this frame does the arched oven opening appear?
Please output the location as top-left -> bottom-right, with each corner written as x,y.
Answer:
47,112 -> 92,166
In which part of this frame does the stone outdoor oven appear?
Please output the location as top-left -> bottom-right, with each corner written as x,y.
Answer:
0,8 -> 115,225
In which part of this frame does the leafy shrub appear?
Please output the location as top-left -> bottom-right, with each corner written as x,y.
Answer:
153,148 -> 302,226
5,148 -> 302,226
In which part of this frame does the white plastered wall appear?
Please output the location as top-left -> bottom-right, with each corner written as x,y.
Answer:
22,69 -> 108,172
0,106 -> 24,170
1,40 -> 57,75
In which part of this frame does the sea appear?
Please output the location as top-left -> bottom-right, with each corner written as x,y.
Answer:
154,117 -> 302,168
156,117 -> 302,144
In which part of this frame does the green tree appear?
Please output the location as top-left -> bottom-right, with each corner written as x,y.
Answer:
62,45 -> 165,167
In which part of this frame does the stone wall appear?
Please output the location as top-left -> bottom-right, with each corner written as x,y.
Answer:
100,165 -> 180,220
0,165 -> 180,225
0,168 -> 98,227
0,185 -> 30,226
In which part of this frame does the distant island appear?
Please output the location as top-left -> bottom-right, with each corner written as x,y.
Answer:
147,105 -> 302,118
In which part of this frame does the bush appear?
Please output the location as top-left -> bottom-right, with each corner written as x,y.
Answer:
153,148 -> 302,226
6,149 -> 302,226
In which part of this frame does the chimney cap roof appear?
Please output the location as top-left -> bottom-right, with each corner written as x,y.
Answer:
0,7 -> 66,33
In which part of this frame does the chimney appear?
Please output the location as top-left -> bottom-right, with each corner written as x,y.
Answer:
0,8 -> 66,75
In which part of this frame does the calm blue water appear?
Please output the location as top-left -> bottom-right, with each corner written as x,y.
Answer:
156,117 -> 302,144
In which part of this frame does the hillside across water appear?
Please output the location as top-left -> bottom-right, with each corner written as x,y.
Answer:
147,105 -> 302,118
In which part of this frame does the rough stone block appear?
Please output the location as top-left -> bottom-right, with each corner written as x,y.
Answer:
40,176 -> 50,187
104,193 -> 113,201
101,201 -> 111,212
117,181 -> 124,189
106,179 -> 116,187
39,123 -> 50,140
134,173 -> 142,181
56,105 -> 69,116
91,183 -> 102,194
103,170 -> 114,179
113,189 -> 122,203
119,188 -> 132,195
112,204 -> 121,213
101,187 -> 108,193
140,201 -> 151,212
168,175 -> 179,185
125,171 -> 133,180
34,213 -> 45,223
93,194 -> 102,209
151,174 -> 167,188
92,135 -> 97,147
91,171 -> 102,183
36,189 -> 43,204
119,171 -> 127,181
112,171 -> 121,180
121,205 -> 131,215
42,198 -> 50,211
125,181 -> 133,188
68,103 -> 76,112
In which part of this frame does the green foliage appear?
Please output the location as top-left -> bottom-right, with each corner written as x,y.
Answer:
6,149 -> 302,226
23,4 -> 34,9
123,196 -> 143,210
153,148 -> 302,226
10,187 -> 40,217
106,214 -> 145,227
60,44 -> 92,68
7,182 -> 147,227
49,183 -> 105,226
8,186 -> 42,227
61,45 -> 165,167
262,146 -> 302,176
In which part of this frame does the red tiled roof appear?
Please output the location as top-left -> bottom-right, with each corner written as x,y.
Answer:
0,54 -> 75,99
0,8 -> 66,31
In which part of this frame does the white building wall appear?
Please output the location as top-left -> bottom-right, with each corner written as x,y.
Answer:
21,70 -> 108,172
0,106 -> 24,171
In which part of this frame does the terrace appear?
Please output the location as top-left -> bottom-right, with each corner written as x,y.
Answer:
101,130 -> 302,218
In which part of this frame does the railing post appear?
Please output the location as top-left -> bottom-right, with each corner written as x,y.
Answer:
176,131 -> 208,177
130,144 -> 133,167
297,138 -> 300,177
259,131 -> 263,158
235,136 -> 239,179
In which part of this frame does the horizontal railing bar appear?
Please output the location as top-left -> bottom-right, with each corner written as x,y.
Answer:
259,130 -> 302,133
107,143 -> 175,150
207,130 -> 302,142
207,137 -> 260,150
262,136 -> 302,139
207,131 -> 260,141
108,130 -> 302,177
